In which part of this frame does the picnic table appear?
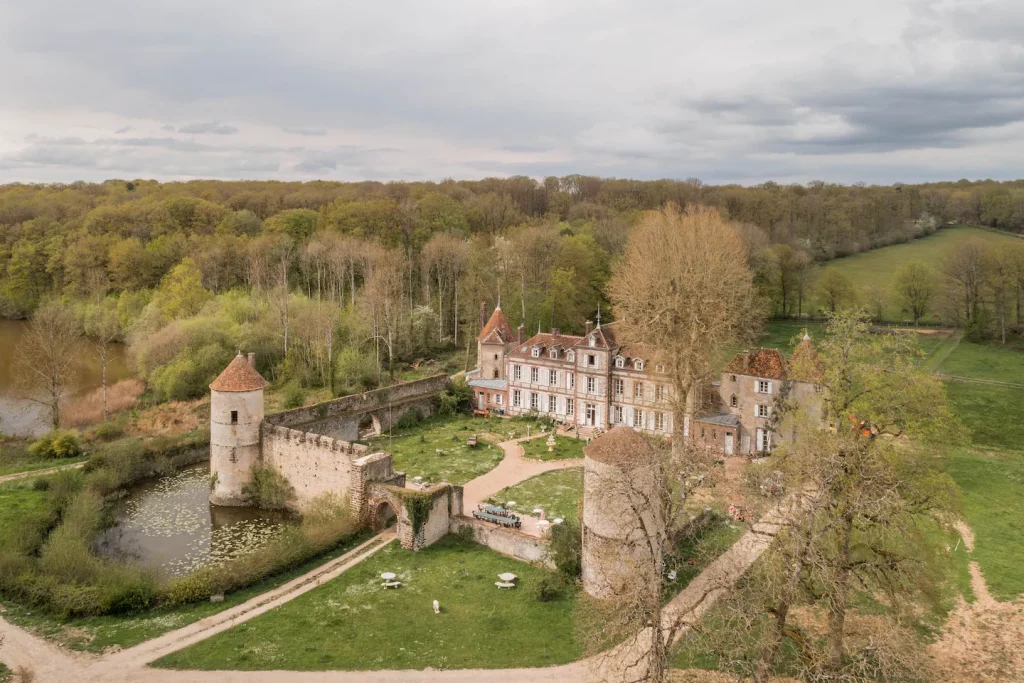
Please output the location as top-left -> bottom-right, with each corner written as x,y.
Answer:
473,510 -> 521,529
478,504 -> 516,518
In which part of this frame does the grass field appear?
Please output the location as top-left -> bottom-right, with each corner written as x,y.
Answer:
1,530 -> 375,653
154,536 -> 582,671
938,339 -> 1024,384
944,382 -> 1024,451
367,414 -> 512,485
488,467 -> 583,523
818,226 -> 1022,321
0,479 -> 50,546
942,448 -> 1024,600
520,434 -> 586,461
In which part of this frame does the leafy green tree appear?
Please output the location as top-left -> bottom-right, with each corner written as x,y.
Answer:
266,209 -> 318,242
815,267 -> 856,313
154,258 -> 212,322
893,260 -> 936,325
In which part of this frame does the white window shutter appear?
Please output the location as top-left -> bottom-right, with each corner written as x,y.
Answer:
767,381 -> 773,394
754,379 -> 759,392
753,404 -> 758,418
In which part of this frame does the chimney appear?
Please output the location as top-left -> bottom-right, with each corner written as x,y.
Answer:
517,324 -> 525,344
742,352 -> 750,370
247,352 -> 256,367
551,328 -> 560,338
480,301 -> 487,328
585,320 -> 593,336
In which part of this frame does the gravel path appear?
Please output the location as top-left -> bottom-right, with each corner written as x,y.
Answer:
461,433 -> 583,536
0,460 -> 85,485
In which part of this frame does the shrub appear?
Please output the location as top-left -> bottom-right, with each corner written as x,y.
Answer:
549,519 -> 582,580
241,464 -> 296,510
533,575 -> 562,602
438,377 -> 471,415
282,381 -> 306,410
46,468 -> 85,509
160,571 -> 215,608
395,409 -> 421,429
334,348 -> 378,396
90,420 -> 126,441
28,430 -> 83,459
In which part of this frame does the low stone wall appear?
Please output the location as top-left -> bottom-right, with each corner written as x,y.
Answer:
265,375 -> 451,428
370,483 -> 463,550
452,516 -> 555,569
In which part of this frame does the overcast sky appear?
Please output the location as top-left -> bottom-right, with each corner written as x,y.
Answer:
1,0 -> 1022,185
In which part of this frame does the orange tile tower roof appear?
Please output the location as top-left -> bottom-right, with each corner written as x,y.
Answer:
210,352 -> 269,392
477,304 -> 514,343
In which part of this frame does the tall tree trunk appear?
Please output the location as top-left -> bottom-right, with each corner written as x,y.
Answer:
101,344 -> 108,422
828,512 -> 855,670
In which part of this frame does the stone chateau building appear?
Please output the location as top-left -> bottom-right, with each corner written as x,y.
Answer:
468,303 -> 822,455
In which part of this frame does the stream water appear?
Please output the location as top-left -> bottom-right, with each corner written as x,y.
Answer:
95,464 -> 298,578
0,319 -> 135,436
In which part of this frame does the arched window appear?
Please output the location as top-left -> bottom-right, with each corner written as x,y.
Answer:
730,394 -> 737,408
493,369 -> 499,378
634,360 -> 644,371
567,351 -> 575,362
549,349 -> 558,359
615,357 -> 625,368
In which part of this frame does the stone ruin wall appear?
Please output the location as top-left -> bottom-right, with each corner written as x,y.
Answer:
261,424 -> 404,517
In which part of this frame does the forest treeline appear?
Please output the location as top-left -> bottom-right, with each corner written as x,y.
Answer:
3,175 -> 1023,405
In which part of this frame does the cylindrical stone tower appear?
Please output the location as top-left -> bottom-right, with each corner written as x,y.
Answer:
209,352 -> 268,506
582,426 -> 664,600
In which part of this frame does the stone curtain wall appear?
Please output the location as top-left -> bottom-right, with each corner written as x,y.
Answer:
451,517 -> 555,569
263,424 -> 374,514
265,374 -> 451,428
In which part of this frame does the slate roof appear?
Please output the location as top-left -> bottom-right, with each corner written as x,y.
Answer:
468,378 -> 508,391
210,352 -> 269,392
477,306 -> 514,344
722,348 -> 787,380
508,332 -> 585,359
694,413 -> 741,428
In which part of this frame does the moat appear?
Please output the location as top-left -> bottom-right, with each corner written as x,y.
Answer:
95,463 -> 298,578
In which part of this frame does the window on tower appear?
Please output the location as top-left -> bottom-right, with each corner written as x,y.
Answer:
230,410 -> 238,425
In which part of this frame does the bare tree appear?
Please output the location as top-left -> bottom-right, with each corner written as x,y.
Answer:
422,233 -> 469,344
81,298 -> 122,422
943,240 -> 987,325
16,301 -> 81,430
363,249 -> 406,381
607,204 -> 759,457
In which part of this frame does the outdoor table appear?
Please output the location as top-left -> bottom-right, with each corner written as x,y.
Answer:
381,572 -> 397,581
498,573 -> 517,582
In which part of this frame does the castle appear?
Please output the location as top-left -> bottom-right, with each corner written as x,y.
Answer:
468,302 -> 822,455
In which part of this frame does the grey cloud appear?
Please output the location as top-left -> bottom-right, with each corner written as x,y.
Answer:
282,126 -> 327,136
294,158 -> 337,173
115,125 -> 132,134
178,121 -> 238,135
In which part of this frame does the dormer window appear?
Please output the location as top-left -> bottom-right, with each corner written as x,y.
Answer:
549,349 -> 558,359
567,351 -> 575,362
589,335 -> 595,347
531,347 -> 540,358
634,360 -> 644,371
615,357 -> 625,369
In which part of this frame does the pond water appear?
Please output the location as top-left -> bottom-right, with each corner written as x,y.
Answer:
95,464 -> 298,578
0,319 -> 135,436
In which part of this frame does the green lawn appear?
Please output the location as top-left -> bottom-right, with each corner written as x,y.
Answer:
520,434 -> 586,461
939,340 -> 1024,384
945,381 -> 1024,451
942,448 -> 1024,600
817,226 -> 1022,321
153,536 -> 582,671
1,530 -> 376,653
488,467 -> 583,523
368,414 -> 547,485
0,479 -> 51,547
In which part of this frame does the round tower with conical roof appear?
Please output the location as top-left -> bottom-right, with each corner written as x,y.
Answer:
209,352 -> 269,506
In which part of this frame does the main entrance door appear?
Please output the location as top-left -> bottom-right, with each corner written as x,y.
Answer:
478,392 -> 485,410
585,403 -> 596,426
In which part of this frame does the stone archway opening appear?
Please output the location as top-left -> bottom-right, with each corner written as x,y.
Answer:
370,499 -> 398,531
358,413 -> 382,439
